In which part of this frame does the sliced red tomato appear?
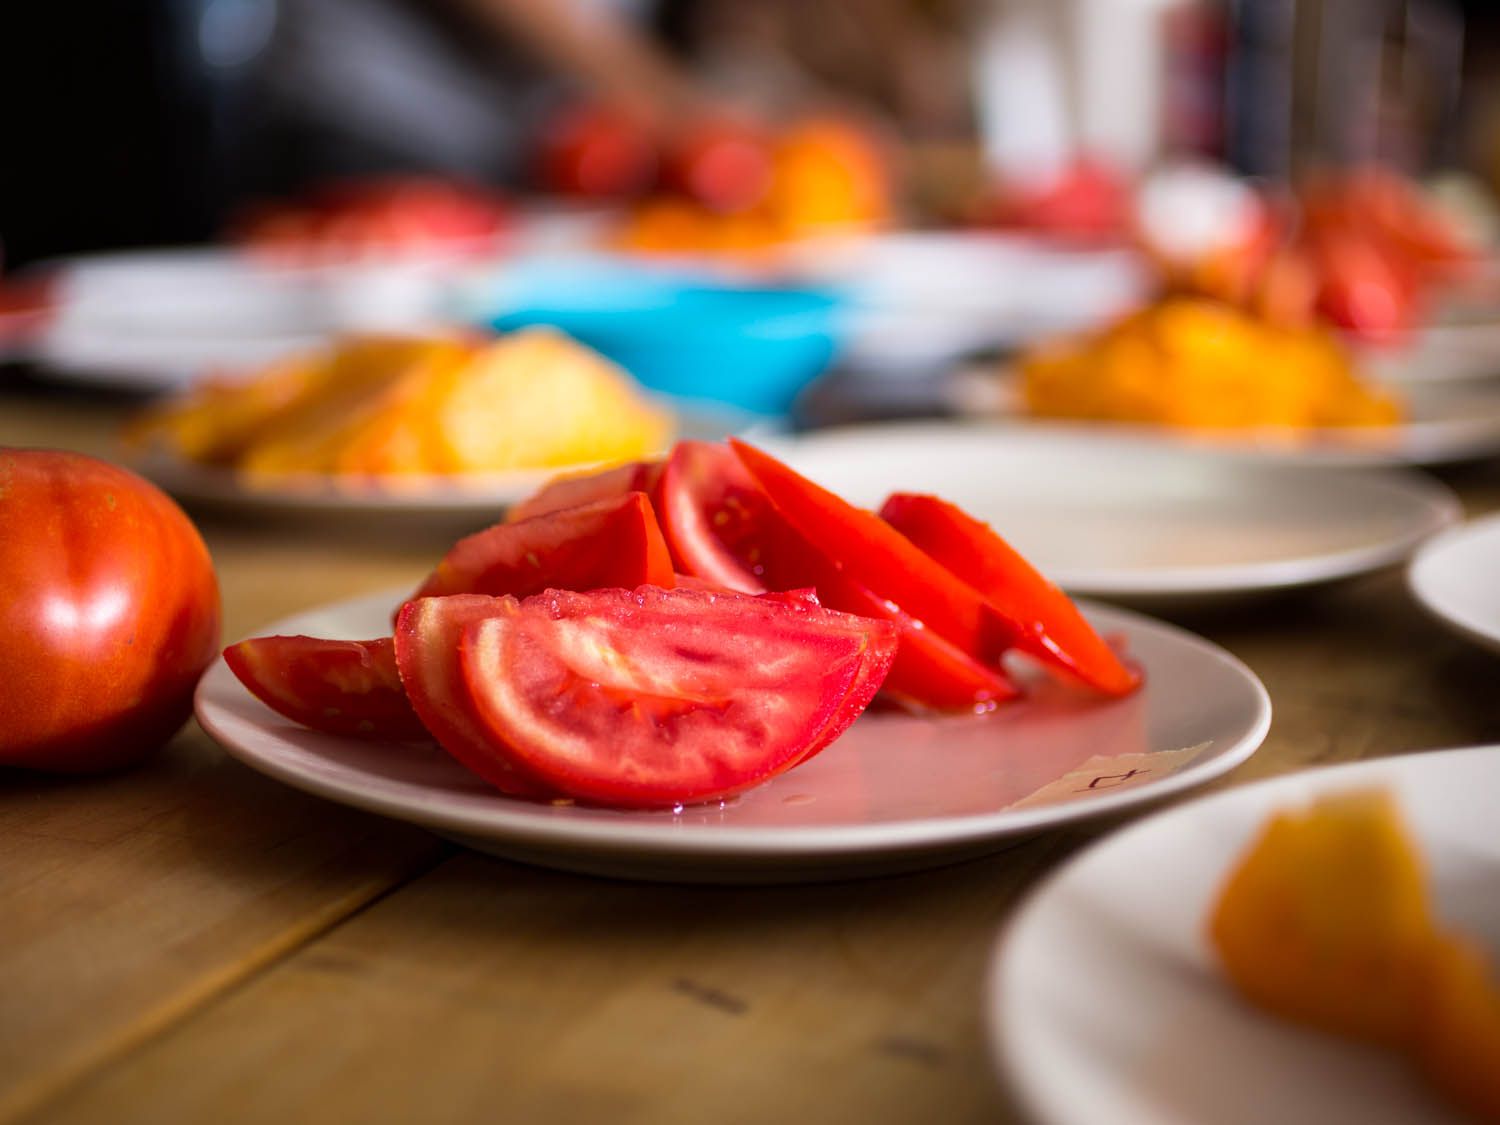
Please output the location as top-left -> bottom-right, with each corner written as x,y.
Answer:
394,595 -> 553,798
730,439 -> 992,657
224,636 -> 428,739
653,440 -> 779,594
880,493 -> 1140,697
456,586 -> 893,807
754,521 -> 1018,711
506,460 -> 662,524
413,492 -> 673,602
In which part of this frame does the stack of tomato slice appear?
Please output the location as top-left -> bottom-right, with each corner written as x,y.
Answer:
225,440 -> 1139,808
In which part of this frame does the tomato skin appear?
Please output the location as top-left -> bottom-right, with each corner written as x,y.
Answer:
729,439 -> 992,658
537,104 -> 659,199
879,493 -> 1140,698
506,460 -> 662,524
456,586 -> 892,808
414,492 -> 674,602
224,636 -> 427,740
394,595 -> 553,798
754,519 -> 1019,711
653,440 -> 776,594
663,117 -> 776,215
0,449 -> 221,772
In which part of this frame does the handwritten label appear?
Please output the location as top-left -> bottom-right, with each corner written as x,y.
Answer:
1005,742 -> 1213,811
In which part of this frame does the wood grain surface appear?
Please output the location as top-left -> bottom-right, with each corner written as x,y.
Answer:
3,389 -> 1498,1124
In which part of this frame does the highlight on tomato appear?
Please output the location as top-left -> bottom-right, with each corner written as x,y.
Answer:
0,448 -> 221,772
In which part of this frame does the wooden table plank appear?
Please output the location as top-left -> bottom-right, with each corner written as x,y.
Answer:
27,840 -> 1091,1125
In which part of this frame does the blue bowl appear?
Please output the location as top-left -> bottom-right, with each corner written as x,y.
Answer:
486,262 -> 843,416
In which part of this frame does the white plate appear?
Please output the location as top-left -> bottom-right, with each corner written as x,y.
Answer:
770,425 -> 1460,605
1409,513 -> 1500,655
194,589 -> 1270,883
1362,320 -> 1500,386
990,743 -> 1500,1125
951,371 -> 1500,467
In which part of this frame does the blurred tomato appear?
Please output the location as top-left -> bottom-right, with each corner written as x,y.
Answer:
537,105 -> 658,199
663,117 -> 776,215
0,450 -> 221,772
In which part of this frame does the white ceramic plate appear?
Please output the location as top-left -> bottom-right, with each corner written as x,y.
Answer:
771,425 -> 1460,605
1409,513 -> 1500,655
990,743 -> 1500,1125
950,371 -> 1500,467
194,589 -> 1270,883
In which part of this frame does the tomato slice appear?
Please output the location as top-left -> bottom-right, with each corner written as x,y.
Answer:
412,492 -> 674,602
506,459 -> 662,524
224,636 -> 428,740
879,493 -> 1140,697
754,521 -> 1018,711
653,440 -> 778,594
729,439 -> 992,659
394,595 -> 553,798
456,586 -> 893,807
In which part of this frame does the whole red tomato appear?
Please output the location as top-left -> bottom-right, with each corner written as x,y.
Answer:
0,450 -> 221,772
663,117 -> 776,215
536,104 -> 659,199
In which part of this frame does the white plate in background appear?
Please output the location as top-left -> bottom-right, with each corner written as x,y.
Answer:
990,744 -> 1500,1125
950,370 -> 1500,467
1409,513 -> 1500,655
770,424 -> 1461,605
196,589 -> 1270,883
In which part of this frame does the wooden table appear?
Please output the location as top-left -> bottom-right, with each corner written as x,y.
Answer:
4,388 -> 1500,1125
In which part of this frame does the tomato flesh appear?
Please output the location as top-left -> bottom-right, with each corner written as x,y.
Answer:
729,439 -> 991,658
394,595 -> 553,797
413,492 -> 673,602
754,520 -> 1018,711
457,586 -> 893,807
224,635 -> 428,739
506,460 -> 661,524
879,493 -> 1140,697
653,439 -> 778,594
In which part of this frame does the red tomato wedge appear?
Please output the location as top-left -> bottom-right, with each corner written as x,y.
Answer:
224,635 -> 428,739
456,586 -> 894,808
412,492 -> 673,602
394,595 -> 553,798
506,460 -> 662,524
653,440 -> 778,594
880,493 -> 1140,697
729,439 -> 993,659
755,521 -> 1019,711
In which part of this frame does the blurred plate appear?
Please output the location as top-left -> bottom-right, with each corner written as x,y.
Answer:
951,370 -> 1500,467
783,232 -> 1147,373
1409,513 -> 1500,655
196,589 -> 1269,883
990,743 -> 1500,1125
770,424 -> 1460,606
28,247 -> 467,391
1362,320 -> 1500,386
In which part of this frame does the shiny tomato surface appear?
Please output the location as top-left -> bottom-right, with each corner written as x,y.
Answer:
0,449 -> 221,771
224,636 -> 426,740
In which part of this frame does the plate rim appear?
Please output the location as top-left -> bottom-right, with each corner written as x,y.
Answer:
1407,511 -> 1500,655
194,588 -> 1272,863
986,741 -> 1500,1125
771,422 -> 1464,595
